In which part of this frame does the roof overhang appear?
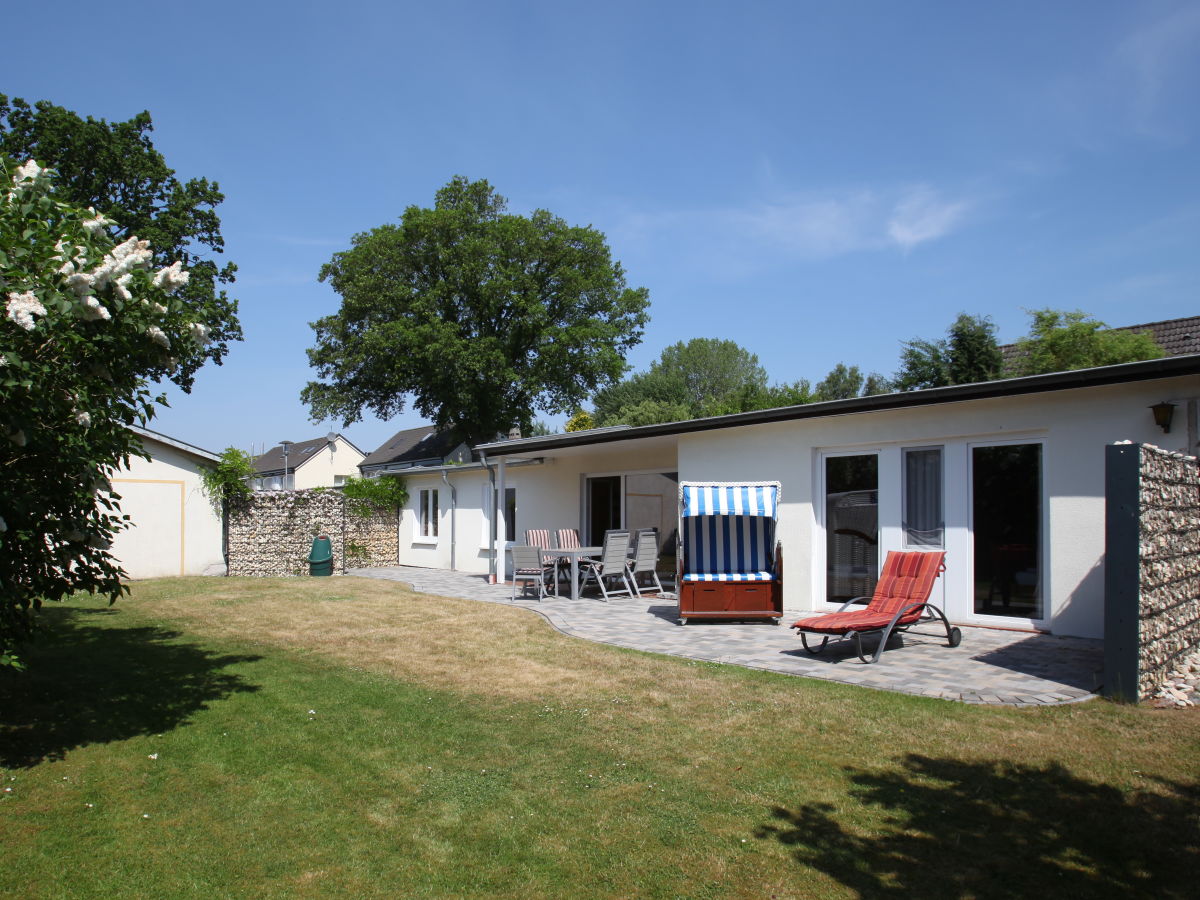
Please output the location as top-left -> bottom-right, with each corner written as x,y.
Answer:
475,354 -> 1200,458
129,425 -> 220,464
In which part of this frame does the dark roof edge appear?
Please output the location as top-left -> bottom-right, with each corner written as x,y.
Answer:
476,354 -> 1200,454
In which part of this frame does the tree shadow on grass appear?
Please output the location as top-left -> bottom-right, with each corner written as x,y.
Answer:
0,605 -> 261,768
757,753 -> 1199,899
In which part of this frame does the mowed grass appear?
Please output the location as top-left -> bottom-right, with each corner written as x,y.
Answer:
2,577 -> 1198,899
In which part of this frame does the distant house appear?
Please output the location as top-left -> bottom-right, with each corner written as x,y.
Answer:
109,427 -> 225,578
252,434 -> 365,490
1000,314 -> 1200,370
358,426 -> 471,477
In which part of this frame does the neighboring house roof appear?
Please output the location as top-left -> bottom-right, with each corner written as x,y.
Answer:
254,434 -> 363,476
129,425 -> 220,465
476,354 -> 1200,455
359,426 -> 468,470
1000,314 -> 1200,368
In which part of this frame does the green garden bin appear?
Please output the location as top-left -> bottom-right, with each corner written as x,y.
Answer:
308,534 -> 333,576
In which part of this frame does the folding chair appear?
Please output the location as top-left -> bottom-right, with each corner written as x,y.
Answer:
580,530 -> 635,600
510,545 -> 556,602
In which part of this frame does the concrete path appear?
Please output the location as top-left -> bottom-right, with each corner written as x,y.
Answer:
347,566 -> 1104,707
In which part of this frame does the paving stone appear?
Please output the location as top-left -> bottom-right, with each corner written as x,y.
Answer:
348,566 -> 1105,707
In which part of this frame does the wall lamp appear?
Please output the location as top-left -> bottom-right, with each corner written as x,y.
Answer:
1149,401 -> 1176,434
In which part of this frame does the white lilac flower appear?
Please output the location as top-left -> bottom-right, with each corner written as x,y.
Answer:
0,354 -> 7,366
152,303 -> 167,316
152,260 -> 190,291
6,291 -> 47,331
147,326 -> 170,349
12,160 -> 43,184
75,410 -> 92,427
81,208 -> 112,234
188,322 -> 211,345
66,273 -> 94,296
79,297 -> 111,321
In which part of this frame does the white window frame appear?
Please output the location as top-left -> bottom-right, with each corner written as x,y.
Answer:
816,448 -> 883,609
414,487 -> 439,544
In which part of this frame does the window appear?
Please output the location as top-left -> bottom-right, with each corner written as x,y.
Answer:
480,485 -> 517,544
333,474 -> 346,486
418,488 -> 439,539
903,447 -> 943,548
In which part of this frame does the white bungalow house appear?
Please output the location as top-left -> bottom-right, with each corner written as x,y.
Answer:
109,427 -> 226,578
252,434 -> 365,490
384,355 -> 1200,640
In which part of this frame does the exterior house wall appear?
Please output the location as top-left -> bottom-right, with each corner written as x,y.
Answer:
677,375 -> 1198,639
291,437 -> 364,489
395,443 -> 678,577
109,437 -> 224,578
389,373 -> 1197,639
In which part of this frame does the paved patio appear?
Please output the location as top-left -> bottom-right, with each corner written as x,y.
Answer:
347,566 -> 1105,707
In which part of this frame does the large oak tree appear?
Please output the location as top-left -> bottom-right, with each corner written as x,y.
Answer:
303,177 -> 649,447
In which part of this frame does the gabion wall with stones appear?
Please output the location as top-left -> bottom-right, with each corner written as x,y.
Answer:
227,489 -> 398,577
1136,443 -> 1200,699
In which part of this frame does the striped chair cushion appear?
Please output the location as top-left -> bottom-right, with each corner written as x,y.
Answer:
526,529 -> 553,550
867,550 -> 945,617
682,571 -> 774,583
682,515 -> 776,580
792,550 -> 945,634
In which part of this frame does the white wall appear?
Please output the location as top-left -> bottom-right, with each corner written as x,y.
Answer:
389,375 -> 1197,638
396,442 -> 678,578
109,438 -> 225,578
678,375 -> 1198,639
292,437 -> 364,489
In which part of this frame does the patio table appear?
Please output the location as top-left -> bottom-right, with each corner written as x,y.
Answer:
545,546 -> 602,600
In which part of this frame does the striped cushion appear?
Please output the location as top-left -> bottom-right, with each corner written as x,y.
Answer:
526,529 -> 553,550
792,550 -> 945,634
682,483 -> 778,518
867,551 -> 945,617
792,610 -> 918,634
682,515 -> 775,578
683,571 -> 774,583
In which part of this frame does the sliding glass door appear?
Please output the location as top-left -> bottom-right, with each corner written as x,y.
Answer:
824,454 -> 879,604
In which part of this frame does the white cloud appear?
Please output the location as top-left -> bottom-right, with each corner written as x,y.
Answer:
736,185 -> 971,257
609,183 -> 974,279
886,186 -> 970,252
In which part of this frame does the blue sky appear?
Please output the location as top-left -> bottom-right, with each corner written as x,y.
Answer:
5,1 -> 1199,457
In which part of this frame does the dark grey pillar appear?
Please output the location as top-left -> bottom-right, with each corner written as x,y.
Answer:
1103,443 -> 1141,702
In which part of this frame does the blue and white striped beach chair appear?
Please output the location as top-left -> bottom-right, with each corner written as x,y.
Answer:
677,481 -> 783,624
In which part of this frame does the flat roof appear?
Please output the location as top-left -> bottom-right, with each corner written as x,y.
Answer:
476,354 -> 1200,455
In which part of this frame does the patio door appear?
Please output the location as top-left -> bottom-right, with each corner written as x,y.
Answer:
970,442 -> 1044,625
821,446 -> 946,609
823,452 -> 880,604
586,475 -> 622,544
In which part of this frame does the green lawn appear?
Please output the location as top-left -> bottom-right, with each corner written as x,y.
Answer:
2,577 -> 1198,899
